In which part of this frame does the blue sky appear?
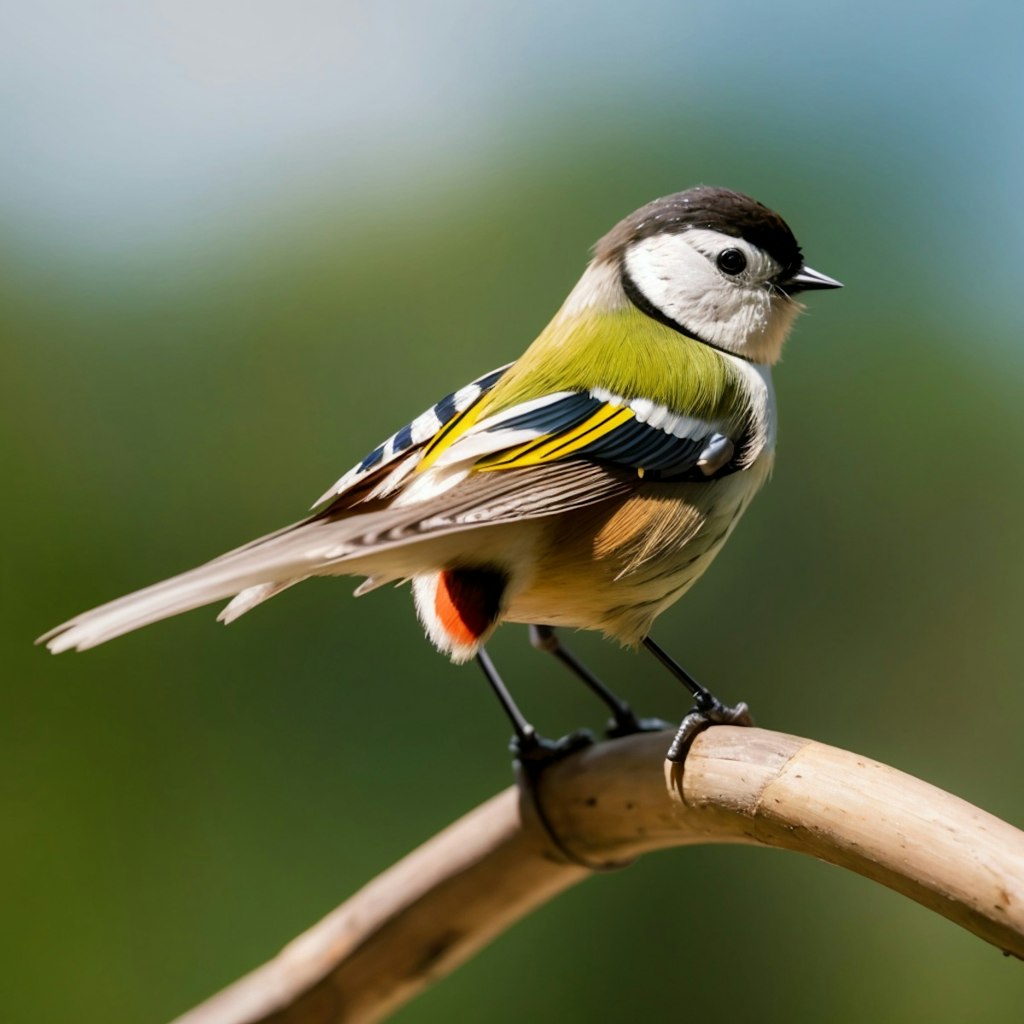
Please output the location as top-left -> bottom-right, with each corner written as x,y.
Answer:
3,0 -> 1020,260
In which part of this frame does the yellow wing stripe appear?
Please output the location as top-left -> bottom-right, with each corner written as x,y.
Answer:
417,399 -> 491,473
476,405 -> 634,471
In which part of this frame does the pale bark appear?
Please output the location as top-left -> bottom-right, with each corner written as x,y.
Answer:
172,727 -> 1024,1024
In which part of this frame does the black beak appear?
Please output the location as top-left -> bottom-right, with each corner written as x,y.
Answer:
780,265 -> 843,295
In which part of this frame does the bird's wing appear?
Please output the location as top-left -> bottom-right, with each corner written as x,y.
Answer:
39,460 -> 634,652
312,363 -> 512,507
322,459 -> 635,546
419,386 -> 744,482
39,377 -> 743,653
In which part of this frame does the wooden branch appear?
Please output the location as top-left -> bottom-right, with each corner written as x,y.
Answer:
171,727 -> 1024,1024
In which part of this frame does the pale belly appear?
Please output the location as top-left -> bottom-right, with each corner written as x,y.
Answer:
502,458 -> 772,644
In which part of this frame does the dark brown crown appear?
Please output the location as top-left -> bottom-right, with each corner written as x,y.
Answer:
595,186 -> 804,277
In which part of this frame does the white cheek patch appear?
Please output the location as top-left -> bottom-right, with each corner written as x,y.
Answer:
623,230 -> 794,364
624,232 -> 717,325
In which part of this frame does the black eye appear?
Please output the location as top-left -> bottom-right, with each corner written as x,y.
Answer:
716,248 -> 747,275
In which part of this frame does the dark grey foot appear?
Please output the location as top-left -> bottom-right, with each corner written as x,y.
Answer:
605,713 -> 674,739
512,727 -> 596,778
665,700 -> 755,763
640,635 -> 755,762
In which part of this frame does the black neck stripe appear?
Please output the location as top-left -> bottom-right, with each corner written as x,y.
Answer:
620,267 -> 754,363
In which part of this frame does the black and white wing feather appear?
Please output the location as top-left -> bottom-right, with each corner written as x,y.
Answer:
39,369 -> 752,652
313,363 -> 511,506
430,386 -> 746,480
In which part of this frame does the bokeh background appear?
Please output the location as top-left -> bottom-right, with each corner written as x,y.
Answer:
4,2 -> 1023,1021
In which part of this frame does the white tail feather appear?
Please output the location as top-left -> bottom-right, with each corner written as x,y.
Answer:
352,575 -> 392,596
39,458 -> 626,654
217,578 -> 308,625
39,518 -> 343,653
42,567 -> 289,653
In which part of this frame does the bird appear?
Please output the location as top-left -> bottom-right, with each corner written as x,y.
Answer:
39,185 -> 841,761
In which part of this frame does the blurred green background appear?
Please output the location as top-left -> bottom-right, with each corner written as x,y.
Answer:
4,2 -> 1023,1021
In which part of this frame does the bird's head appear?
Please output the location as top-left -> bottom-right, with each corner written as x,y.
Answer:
590,186 -> 841,365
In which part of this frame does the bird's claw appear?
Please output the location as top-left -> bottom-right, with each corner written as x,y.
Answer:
604,713 -> 673,740
666,700 -> 754,763
512,727 -> 595,777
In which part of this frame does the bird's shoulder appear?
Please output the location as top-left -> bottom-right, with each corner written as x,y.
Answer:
416,317 -> 773,482
315,350 -> 770,518
312,363 -> 512,507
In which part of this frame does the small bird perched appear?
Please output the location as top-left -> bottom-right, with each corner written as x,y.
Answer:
40,186 -> 840,758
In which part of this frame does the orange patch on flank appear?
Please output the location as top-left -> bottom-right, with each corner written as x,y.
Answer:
434,570 -> 493,646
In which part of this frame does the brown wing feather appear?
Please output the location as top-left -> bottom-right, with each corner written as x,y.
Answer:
41,460 -> 636,652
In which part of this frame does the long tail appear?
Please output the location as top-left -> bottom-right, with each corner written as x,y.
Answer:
38,513 -> 373,653
37,498 -> 500,653
38,459 -> 625,653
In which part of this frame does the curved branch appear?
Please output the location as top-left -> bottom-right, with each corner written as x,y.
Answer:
172,727 -> 1024,1024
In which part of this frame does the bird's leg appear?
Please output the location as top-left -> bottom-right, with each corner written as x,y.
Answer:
641,636 -> 754,762
529,625 -> 669,738
475,647 -> 593,773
